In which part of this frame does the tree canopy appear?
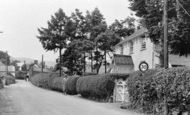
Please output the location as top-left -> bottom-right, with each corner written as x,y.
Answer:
129,0 -> 190,56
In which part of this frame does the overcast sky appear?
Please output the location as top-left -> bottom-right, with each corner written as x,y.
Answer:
0,0 -> 133,62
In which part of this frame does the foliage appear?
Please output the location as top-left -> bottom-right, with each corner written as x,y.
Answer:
5,74 -> 16,85
129,0 -> 190,57
37,8 -> 69,51
76,74 -> 115,100
30,72 -> 67,92
0,79 -> 4,89
109,17 -> 135,37
127,69 -> 160,113
37,8 -> 70,75
65,75 -> 79,95
0,51 -> 10,65
30,73 -> 50,89
127,68 -> 190,114
21,64 -> 28,71
48,73 -> 66,92
15,71 -> 27,79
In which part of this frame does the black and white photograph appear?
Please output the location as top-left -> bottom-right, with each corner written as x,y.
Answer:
0,0 -> 190,115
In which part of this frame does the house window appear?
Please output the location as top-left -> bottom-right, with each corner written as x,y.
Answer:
120,45 -> 123,55
129,41 -> 133,54
141,38 -> 146,51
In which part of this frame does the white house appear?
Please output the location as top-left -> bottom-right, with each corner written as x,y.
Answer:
112,27 -> 190,73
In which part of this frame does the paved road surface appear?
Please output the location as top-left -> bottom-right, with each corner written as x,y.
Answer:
0,80 -> 142,115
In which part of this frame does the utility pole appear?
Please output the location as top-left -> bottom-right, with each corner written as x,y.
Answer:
164,0 -> 168,69
41,54 -> 44,72
163,1 -> 169,115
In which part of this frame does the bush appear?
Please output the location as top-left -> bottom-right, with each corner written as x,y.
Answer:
5,75 -> 16,85
15,71 -> 26,79
65,76 -> 79,95
30,73 -> 50,89
0,79 -> 4,89
76,74 -> 117,100
48,73 -> 67,92
127,67 -> 190,114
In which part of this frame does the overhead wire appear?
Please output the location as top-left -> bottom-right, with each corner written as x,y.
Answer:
177,0 -> 190,17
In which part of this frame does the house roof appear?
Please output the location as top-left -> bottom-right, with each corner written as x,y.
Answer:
113,54 -> 134,65
116,27 -> 148,47
169,54 -> 190,66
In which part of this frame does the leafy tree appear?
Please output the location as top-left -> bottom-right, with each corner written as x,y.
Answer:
95,30 -> 121,73
85,8 -> 107,73
129,0 -> 190,67
0,51 -> 10,65
37,8 -> 69,76
21,64 -> 27,71
109,17 -> 136,37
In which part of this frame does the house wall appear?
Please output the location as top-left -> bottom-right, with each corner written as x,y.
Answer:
115,37 -> 160,71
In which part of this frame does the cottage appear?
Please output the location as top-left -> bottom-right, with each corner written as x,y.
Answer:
112,27 -> 190,73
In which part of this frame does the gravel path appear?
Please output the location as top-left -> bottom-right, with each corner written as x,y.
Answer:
0,80 -> 143,115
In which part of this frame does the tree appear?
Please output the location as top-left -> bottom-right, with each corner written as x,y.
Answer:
129,0 -> 190,67
85,8 -> 107,73
21,64 -> 27,71
109,17 -> 136,37
37,8 -> 69,76
95,30 -> 121,73
0,51 -> 10,65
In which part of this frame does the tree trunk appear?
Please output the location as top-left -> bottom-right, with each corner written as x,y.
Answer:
104,50 -> 107,73
83,52 -> 86,75
59,48 -> 62,77
91,51 -> 93,72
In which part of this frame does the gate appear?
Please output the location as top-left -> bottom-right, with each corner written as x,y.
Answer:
114,79 -> 129,103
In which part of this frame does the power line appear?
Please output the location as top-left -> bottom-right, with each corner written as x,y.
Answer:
177,0 -> 190,17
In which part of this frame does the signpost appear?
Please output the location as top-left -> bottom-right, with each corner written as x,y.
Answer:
139,61 -> 149,73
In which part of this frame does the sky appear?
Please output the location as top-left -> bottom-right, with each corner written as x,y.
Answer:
0,0 -> 133,62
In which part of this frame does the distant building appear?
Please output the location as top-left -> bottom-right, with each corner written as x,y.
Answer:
0,61 -> 15,77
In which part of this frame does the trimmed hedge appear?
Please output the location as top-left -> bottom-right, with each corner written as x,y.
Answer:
76,74 -> 119,100
127,67 -> 190,114
0,79 -> 3,89
15,71 -> 26,79
48,73 -> 67,92
30,72 -> 67,93
5,75 -> 16,85
30,73 -> 50,89
65,76 -> 79,95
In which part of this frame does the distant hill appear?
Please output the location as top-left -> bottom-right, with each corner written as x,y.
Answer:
10,57 -> 56,67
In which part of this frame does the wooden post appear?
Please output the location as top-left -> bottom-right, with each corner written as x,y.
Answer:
164,0 -> 168,69
163,0 -> 168,114
59,48 -> 62,77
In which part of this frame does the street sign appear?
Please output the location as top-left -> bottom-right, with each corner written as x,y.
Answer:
139,61 -> 149,72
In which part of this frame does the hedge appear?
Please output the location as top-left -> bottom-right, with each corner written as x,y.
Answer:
48,73 -> 67,92
65,76 -> 79,95
30,72 -> 67,93
127,67 -> 190,114
30,73 -> 50,89
15,71 -> 26,79
0,79 -> 3,89
76,74 -> 118,100
5,74 -> 16,85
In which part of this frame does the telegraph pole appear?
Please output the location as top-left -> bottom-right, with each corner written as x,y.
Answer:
163,1 -> 169,115
164,0 -> 168,69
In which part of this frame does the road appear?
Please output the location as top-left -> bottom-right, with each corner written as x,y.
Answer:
0,80 -> 142,115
